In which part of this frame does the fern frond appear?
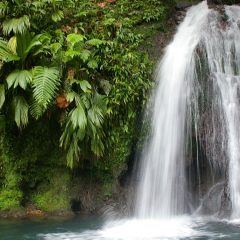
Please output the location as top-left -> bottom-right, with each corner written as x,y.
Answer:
32,66 -> 61,108
29,100 -> 45,120
2,15 -> 30,35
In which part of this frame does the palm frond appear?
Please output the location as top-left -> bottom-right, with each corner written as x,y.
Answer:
0,39 -> 20,62
70,106 -> 87,130
2,15 -> 30,35
6,69 -> 32,90
12,96 -> 29,128
88,93 -> 107,127
91,134 -> 104,156
16,31 -> 42,60
0,84 -> 5,109
60,120 -> 83,168
32,66 -> 60,109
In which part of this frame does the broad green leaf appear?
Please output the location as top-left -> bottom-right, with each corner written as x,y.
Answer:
72,80 -> 92,93
50,42 -> 62,55
70,106 -> 87,130
64,50 -> 81,61
52,10 -> 64,22
2,15 -> 30,35
86,38 -> 104,46
87,59 -> 98,69
6,70 -> 32,90
80,49 -> 91,62
0,39 -> 20,62
66,34 -> 84,46
7,36 -> 17,54
0,84 -> 5,109
32,66 -> 61,108
79,80 -> 92,93
16,31 -> 42,60
12,96 -> 29,128
24,34 -> 42,57
66,91 -> 77,103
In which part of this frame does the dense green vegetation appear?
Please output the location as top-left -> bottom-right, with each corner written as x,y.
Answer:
0,0 -> 174,213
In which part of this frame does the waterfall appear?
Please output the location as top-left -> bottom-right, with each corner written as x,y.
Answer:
135,1 -> 240,219
202,5 -> 240,218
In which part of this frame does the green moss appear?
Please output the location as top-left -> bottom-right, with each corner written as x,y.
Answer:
0,189 -> 23,211
32,171 -> 71,212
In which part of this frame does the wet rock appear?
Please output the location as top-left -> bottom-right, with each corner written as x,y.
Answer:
198,182 -> 225,215
207,0 -> 222,4
175,2 -> 192,10
219,173 -> 232,218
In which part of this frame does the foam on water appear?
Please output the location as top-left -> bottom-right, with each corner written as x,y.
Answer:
39,217 -> 215,240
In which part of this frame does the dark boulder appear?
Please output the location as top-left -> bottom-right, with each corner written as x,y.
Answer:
175,2 -> 192,10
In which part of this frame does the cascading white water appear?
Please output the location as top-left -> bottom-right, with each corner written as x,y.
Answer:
135,2 -> 240,219
201,5 -> 240,218
135,2 -> 211,219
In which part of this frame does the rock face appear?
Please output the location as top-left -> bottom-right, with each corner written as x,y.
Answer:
175,2 -> 192,10
197,182 -> 225,216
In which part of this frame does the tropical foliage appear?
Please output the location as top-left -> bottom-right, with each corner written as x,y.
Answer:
0,0 -> 174,211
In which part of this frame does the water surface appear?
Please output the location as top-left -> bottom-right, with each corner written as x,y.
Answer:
1,216 -> 240,240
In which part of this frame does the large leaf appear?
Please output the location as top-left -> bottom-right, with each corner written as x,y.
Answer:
0,84 -> 5,109
16,31 -> 42,60
7,36 -> 17,54
87,59 -> 98,69
66,34 -> 84,47
88,94 -> 106,127
2,15 -> 30,35
72,80 -> 92,93
70,106 -> 87,130
86,38 -> 104,46
0,39 -> 20,62
80,49 -> 91,62
60,119 -> 85,168
91,134 -> 104,156
32,66 -> 61,108
52,10 -> 64,22
12,96 -> 29,128
6,70 -> 32,90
